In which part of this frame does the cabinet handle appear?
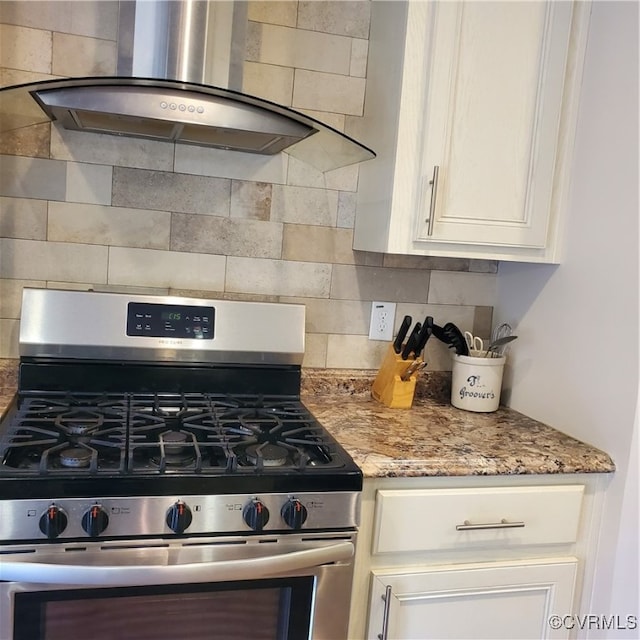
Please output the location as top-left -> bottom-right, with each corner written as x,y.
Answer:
455,518 -> 525,531
377,584 -> 392,640
426,165 -> 439,236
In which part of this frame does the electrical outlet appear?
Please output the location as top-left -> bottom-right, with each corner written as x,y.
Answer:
368,301 -> 396,341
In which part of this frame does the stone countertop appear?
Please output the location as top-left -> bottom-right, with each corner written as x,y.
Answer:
301,369 -> 615,478
0,360 -> 17,416
0,360 -> 615,478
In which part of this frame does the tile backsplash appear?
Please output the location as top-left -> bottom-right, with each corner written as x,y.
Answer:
0,0 -> 497,368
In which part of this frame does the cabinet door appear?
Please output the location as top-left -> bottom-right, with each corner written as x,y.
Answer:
415,1 -> 573,250
367,559 -> 577,640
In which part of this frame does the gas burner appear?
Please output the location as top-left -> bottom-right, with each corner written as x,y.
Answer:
237,412 -> 281,433
152,406 -> 188,419
161,430 -> 189,453
54,411 -> 104,436
59,447 -> 93,468
150,430 -> 197,468
245,443 -> 289,467
66,423 -> 95,436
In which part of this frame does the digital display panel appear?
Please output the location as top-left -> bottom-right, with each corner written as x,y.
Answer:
127,303 -> 215,339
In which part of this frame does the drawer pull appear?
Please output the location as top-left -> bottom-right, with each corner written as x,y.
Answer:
377,584 -> 392,640
456,518 -> 525,531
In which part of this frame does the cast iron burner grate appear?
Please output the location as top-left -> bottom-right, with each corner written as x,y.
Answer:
0,392 -> 344,477
127,393 -> 339,474
0,392 -> 128,475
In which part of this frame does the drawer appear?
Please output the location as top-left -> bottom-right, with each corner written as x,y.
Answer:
373,485 -> 584,554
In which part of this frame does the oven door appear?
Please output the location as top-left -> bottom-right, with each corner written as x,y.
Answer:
0,532 -> 356,640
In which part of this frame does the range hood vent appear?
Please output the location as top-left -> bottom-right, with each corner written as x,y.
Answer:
0,1 -> 375,172
32,82 -> 315,155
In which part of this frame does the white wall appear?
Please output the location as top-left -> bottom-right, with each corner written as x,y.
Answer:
495,1 -> 639,634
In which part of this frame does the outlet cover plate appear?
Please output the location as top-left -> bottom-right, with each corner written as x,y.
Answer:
369,301 -> 396,341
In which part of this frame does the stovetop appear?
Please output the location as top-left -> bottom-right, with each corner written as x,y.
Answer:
0,389 -> 361,499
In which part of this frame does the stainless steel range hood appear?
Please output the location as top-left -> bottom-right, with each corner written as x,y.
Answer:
0,1 -> 375,172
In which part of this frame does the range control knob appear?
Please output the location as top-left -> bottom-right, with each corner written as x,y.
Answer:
39,504 -> 68,539
166,500 -> 192,534
243,499 -> 270,531
281,499 -> 308,529
82,504 -> 109,537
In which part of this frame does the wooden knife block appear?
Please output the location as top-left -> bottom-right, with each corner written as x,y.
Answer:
371,345 -> 418,409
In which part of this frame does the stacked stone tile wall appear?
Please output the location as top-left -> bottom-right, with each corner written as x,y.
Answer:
0,1 -> 497,368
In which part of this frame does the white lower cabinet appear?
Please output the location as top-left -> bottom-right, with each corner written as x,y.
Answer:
348,475 -> 609,640
368,559 -> 577,640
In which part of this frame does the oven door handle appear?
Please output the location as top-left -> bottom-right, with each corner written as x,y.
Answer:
0,541 -> 354,586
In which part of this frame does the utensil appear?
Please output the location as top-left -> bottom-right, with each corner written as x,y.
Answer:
491,322 -> 512,344
401,322 -> 422,360
393,315 -> 412,354
401,359 -> 426,381
414,316 -> 434,356
464,331 -> 484,353
484,334 -> 518,357
432,322 -> 469,356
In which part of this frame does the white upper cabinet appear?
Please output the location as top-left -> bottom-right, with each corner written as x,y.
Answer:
354,1 -> 591,262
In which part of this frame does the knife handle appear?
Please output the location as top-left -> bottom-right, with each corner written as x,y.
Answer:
414,316 -> 434,356
401,322 -> 421,360
393,315 -> 412,354
401,359 -> 426,381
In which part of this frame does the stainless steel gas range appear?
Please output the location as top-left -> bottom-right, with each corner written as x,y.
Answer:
0,288 -> 361,640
